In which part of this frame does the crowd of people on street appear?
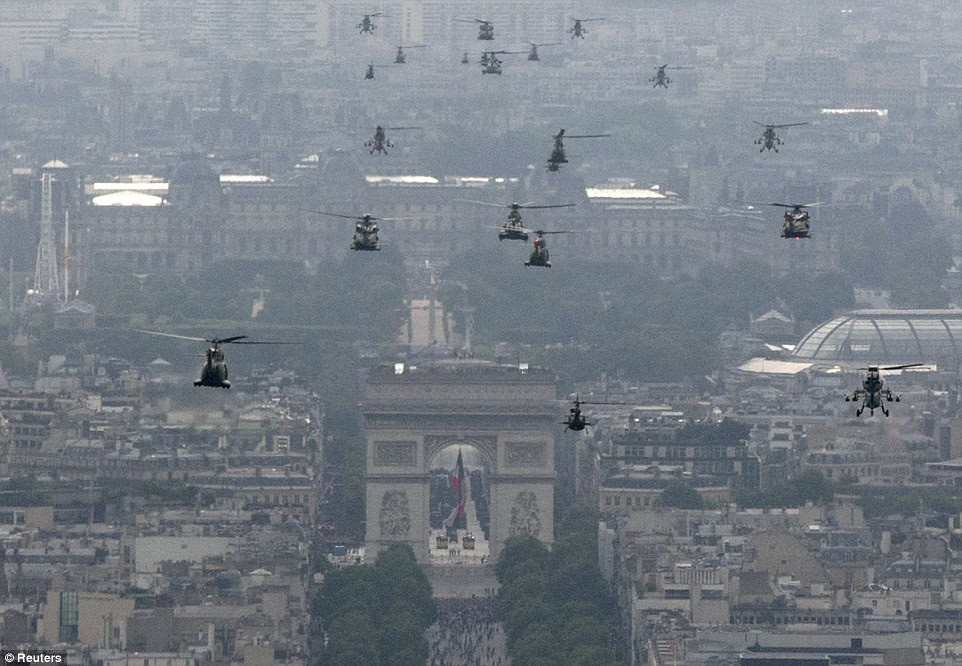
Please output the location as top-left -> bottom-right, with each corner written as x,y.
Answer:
428,595 -> 507,666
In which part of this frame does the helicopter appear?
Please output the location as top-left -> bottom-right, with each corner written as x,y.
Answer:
754,121 -> 809,152
480,50 -> 526,75
357,13 -> 382,35
461,200 -> 576,241
394,43 -> 427,64
748,202 -> 824,239
525,230 -> 573,267
136,331 -> 294,389
845,364 -> 924,416
365,125 -> 420,155
461,52 -> 470,64
547,128 -> 611,171
527,42 -> 560,61
307,211 -> 417,251
457,18 -> 494,40
650,64 -> 694,88
564,395 -> 630,431
569,17 -> 605,39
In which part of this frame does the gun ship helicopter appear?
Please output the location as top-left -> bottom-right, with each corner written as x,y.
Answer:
845,364 -> 925,417
650,64 -> 694,88
137,331 -> 296,389
569,17 -> 605,39
564,395 -> 632,431
754,121 -> 809,152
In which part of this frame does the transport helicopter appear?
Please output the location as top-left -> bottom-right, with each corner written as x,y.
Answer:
457,18 -> 495,40
480,50 -> 526,75
564,395 -> 631,431
363,63 -> 395,80
650,64 -> 694,88
525,230 -> 573,267
365,125 -> 420,155
357,13 -> 382,34
845,364 -> 924,416
461,52 -> 470,64
527,42 -> 560,61
307,211 -> 417,251
569,17 -> 605,39
547,128 -> 610,171
754,121 -> 808,152
136,331 -> 294,389
394,43 -> 427,64
460,200 -> 575,241
748,202 -> 823,239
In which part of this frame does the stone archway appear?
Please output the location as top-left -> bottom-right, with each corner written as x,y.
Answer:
363,361 -> 556,563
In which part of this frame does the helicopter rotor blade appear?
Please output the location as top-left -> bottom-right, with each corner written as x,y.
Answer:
667,66 -> 695,70
880,363 -> 926,371
137,330 -> 209,343
303,210 -> 365,220
771,122 -> 810,128
535,230 -> 575,235
212,335 -> 249,345
384,126 -> 423,130
228,340 -> 300,345
458,199 -> 506,208
520,203 -> 576,210
564,133 -> 611,139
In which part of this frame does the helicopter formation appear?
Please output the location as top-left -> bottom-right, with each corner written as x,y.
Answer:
561,364 -> 926,427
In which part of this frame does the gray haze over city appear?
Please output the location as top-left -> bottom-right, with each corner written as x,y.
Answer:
3,1 -> 962,665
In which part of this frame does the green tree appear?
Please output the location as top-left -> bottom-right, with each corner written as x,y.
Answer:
659,481 -> 706,510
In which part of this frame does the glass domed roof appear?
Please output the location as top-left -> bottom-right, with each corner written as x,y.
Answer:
793,309 -> 962,365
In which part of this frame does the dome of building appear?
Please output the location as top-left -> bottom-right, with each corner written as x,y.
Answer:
792,309 -> 962,365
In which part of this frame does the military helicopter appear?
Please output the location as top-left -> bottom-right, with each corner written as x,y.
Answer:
547,128 -> 611,171
754,121 -> 809,152
525,230 -> 573,267
845,364 -> 924,416
569,17 -> 605,39
394,43 -> 427,64
365,125 -> 420,155
527,42 -> 561,61
564,395 -> 630,431
457,18 -> 494,40
137,331 -> 294,389
461,52 -> 470,64
461,200 -> 576,241
650,64 -> 694,88
308,211 -> 417,251
357,13 -> 382,35
748,202 -> 823,239
480,50 -> 526,75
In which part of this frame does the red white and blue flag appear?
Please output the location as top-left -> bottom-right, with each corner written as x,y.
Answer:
443,449 -> 466,528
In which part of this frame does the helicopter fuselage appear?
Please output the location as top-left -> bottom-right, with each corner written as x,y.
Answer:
195,348 -> 230,388
781,210 -> 811,239
525,237 -> 551,267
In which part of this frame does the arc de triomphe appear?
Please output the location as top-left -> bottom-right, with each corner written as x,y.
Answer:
363,361 -> 556,563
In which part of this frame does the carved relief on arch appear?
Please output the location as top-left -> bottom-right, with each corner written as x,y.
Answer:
378,491 -> 411,540
424,435 -> 497,465
505,441 -> 546,468
509,491 -> 542,539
